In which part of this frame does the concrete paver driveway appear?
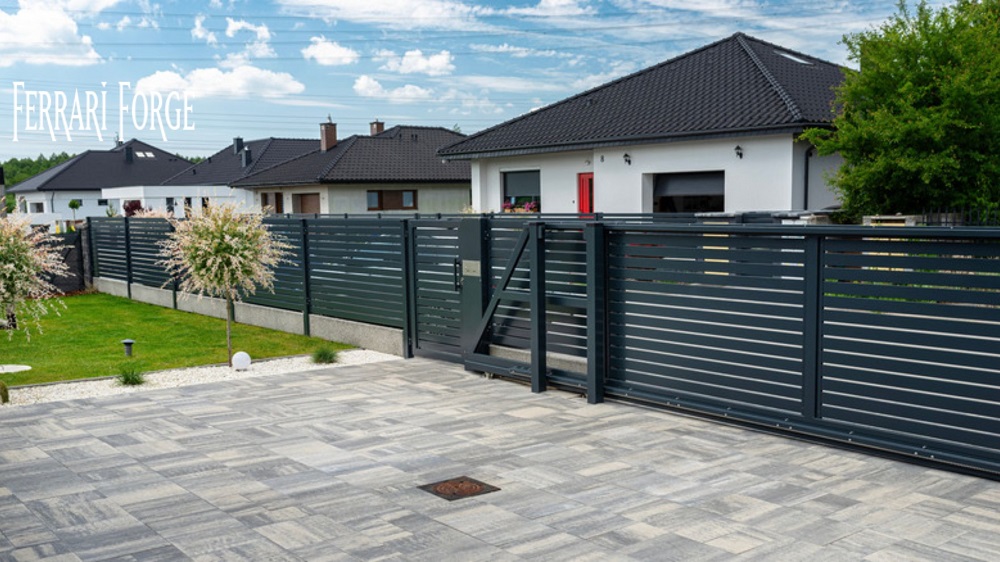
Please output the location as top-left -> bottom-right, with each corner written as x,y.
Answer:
1,358 -> 998,561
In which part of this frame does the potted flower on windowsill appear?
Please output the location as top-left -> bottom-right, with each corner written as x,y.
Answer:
522,201 -> 539,213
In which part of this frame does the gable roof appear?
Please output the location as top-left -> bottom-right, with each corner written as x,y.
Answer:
439,33 -> 846,159
9,139 -> 192,193
162,137 -> 318,186
232,126 -> 470,188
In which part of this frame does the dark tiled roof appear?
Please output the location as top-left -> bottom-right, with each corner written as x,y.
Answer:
439,33 -> 845,159
9,140 -> 192,193
162,138 -> 317,186
233,126 -> 470,188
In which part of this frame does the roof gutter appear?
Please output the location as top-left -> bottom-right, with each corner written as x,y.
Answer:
439,123 -> 832,161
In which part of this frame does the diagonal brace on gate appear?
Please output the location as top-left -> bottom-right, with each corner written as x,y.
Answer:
465,222 -> 548,392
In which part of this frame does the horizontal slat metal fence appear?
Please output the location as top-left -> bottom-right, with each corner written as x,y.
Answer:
127,219 -> 173,287
242,218 -> 307,312
307,218 -> 406,327
90,218 -> 129,281
487,217 -> 589,361
605,228 -> 806,416
820,235 -> 1000,463
592,223 -> 1000,476
410,219 -> 464,360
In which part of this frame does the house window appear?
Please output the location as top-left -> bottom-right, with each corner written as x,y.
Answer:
166,197 -> 175,214
503,170 -> 541,211
367,190 -> 417,211
29,202 -> 44,213
653,171 -> 724,213
273,193 -> 284,213
261,192 -> 269,210
97,199 -> 108,206
184,197 -> 193,210
201,197 -> 210,209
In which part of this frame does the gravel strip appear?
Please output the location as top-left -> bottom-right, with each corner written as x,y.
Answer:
3,349 -> 401,407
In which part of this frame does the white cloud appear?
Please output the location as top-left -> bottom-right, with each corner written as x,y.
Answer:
53,0 -> 123,13
440,89 -> 503,115
115,15 -> 131,31
301,36 -> 360,66
378,49 -> 455,76
353,75 -> 432,103
274,0 -> 494,31
505,0 -> 596,17
448,75 -> 564,94
191,15 -> 217,45
571,61 -> 637,90
0,4 -> 101,67
135,65 -> 305,99
470,43 -> 569,59
221,17 -> 276,64
225,18 -> 271,41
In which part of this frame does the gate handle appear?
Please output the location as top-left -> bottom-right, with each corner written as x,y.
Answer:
454,257 -> 462,290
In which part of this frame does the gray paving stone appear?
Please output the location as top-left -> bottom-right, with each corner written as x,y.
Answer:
0,358 -> 997,561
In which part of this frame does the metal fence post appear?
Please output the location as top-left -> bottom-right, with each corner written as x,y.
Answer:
301,218 -> 311,336
124,217 -> 132,299
529,221 -> 547,393
459,216 -> 490,362
401,219 -> 414,358
802,233 -> 823,419
585,222 -> 607,404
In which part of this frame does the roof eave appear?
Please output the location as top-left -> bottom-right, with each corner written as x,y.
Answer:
439,123 -> 832,161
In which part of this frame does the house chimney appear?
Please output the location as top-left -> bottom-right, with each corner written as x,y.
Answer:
320,121 -> 337,152
233,137 -> 244,154
125,146 -> 134,163
370,120 -> 384,136
241,147 -> 253,167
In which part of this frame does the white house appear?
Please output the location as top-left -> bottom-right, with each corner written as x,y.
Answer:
231,122 -> 470,214
9,139 -> 191,228
7,140 -> 193,228
439,33 -> 845,215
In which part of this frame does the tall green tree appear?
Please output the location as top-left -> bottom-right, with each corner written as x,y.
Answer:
802,0 -> 1000,219
158,205 -> 291,366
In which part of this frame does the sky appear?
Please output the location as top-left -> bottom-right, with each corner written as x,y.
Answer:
0,0 -> 948,160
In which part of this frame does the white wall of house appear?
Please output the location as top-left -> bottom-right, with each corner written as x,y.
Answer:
469,134 -> 842,213
101,185 -> 252,217
15,190 -> 110,226
260,183 -> 471,215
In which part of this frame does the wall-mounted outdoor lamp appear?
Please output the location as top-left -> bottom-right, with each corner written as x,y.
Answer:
735,145 -> 744,159
122,339 -> 135,357
623,153 -> 632,165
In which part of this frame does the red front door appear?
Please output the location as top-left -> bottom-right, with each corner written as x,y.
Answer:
577,173 -> 594,213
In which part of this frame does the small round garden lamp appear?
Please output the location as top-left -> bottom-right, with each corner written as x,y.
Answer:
121,339 -> 136,357
232,351 -> 251,371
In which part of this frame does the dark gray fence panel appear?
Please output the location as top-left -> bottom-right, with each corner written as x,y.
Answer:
605,228 -> 807,416
487,219 -> 589,361
820,235 -> 1000,457
127,218 -> 172,287
90,218 -> 128,281
242,218 -> 306,312
308,218 -> 406,328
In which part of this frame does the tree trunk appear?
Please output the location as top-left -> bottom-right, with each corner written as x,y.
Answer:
226,296 -> 233,367
5,304 -> 16,330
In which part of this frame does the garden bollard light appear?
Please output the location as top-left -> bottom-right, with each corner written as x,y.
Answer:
122,339 -> 135,357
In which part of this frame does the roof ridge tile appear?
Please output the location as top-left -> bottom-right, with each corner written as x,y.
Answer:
736,34 -> 803,122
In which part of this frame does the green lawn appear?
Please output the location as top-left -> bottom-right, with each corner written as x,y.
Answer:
1,293 -> 351,386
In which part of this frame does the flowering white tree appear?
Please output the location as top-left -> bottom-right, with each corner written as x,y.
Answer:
159,204 -> 291,366
0,213 -> 69,339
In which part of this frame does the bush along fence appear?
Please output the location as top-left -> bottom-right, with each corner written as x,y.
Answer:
86,215 -> 1000,479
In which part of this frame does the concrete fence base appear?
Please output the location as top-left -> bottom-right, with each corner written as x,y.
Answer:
93,277 -> 404,357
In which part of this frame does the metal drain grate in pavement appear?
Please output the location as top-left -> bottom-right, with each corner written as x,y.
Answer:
419,476 -> 500,501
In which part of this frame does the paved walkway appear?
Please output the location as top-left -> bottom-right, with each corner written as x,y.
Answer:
1,358 -> 997,561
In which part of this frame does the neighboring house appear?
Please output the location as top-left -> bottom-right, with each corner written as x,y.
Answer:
232,121 -> 471,214
438,33 -> 846,214
8,140 -> 192,226
156,135 -> 318,215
